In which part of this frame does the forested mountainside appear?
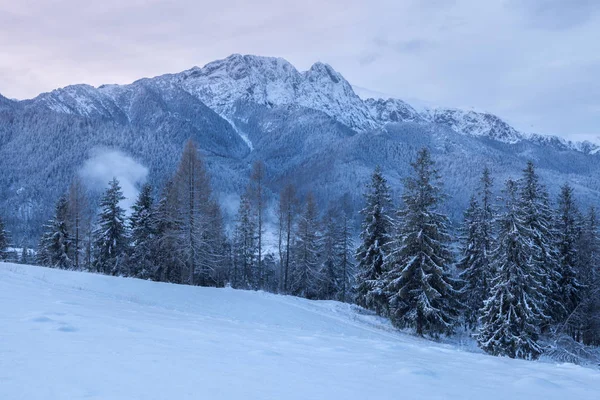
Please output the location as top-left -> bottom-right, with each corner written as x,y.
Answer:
2,54 -> 600,244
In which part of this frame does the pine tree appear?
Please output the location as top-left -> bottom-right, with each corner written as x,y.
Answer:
37,195 -> 71,269
338,196 -> 356,303
0,215 -> 9,261
67,177 -> 89,270
355,166 -> 394,314
320,206 -> 342,300
458,167 -> 496,329
478,179 -> 548,359
93,178 -> 129,276
291,192 -> 321,299
278,184 -> 298,293
383,148 -> 459,336
320,200 -> 355,301
518,161 -> 562,324
576,207 -> 600,345
152,179 -> 183,283
232,194 -> 257,289
129,184 -> 156,279
554,183 -> 582,324
249,160 -> 266,288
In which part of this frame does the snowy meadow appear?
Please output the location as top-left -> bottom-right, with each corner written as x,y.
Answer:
1,263 -> 599,400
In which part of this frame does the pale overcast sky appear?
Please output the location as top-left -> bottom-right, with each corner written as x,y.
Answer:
1,0 -> 599,140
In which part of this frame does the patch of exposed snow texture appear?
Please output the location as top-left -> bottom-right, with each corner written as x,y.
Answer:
2,262 -> 600,400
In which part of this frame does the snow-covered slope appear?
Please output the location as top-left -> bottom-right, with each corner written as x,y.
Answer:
1,262 -> 599,400
365,98 -> 425,124
421,107 -> 523,144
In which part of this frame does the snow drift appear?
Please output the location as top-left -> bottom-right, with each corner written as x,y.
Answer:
0,262 -> 599,399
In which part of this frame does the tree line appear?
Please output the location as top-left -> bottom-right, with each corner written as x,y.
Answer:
1,142 -> 598,361
21,139 -> 355,302
356,148 -> 600,360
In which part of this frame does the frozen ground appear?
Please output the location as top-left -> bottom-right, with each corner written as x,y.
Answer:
1,262 -> 599,400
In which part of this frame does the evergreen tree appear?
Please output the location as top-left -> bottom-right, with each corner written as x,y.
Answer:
320,200 -> 355,301
152,179 -> 183,283
554,183 -> 582,324
518,161 -> 562,324
278,184 -> 298,293
93,178 -> 129,275
0,215 -> 9,261
478,179 -> 548,359
129,184 -> 156,279
291,192 -> 321,299
232,194 -> 257,289
37,195 -> 71,269
338,196 -> 356,303
355,166 -> 393,314
383,148 -> 459,336
458,167 -> 496,329
67,176 -> 89,270
249,160 -> 266,288
576,207 -> 600,345
320,206 -> 342,300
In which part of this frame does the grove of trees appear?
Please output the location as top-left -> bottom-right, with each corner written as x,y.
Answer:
3,141 -> 596,362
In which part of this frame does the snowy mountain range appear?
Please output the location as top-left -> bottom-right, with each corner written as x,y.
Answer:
27,54 -> 598,152
2,54 -> 600,243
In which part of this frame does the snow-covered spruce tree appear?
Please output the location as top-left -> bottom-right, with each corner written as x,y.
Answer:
320,199 -> 356,301
129,183 -> 156,279
478,179 -> 549,360
152,179 -> 183,283
383,148 -> 459,336
93,178 -> 129,276
320,206 -> 342,300
37,195 -> 72,269
337,195 -> 356,303
67,176 -> 90,270
232,194 -> 257,289
518,161 -> 562,325
576,207 -> 600,345
458,167 -> 496,329
554,183 -> 583,325
0,215 -> 9,261
355,166 -> 394,314
457,196 -> 485,326
291,192 -> 322,299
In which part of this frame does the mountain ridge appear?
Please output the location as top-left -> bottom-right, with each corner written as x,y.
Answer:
3,54 -> 600,245
6,53 -> 597,154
